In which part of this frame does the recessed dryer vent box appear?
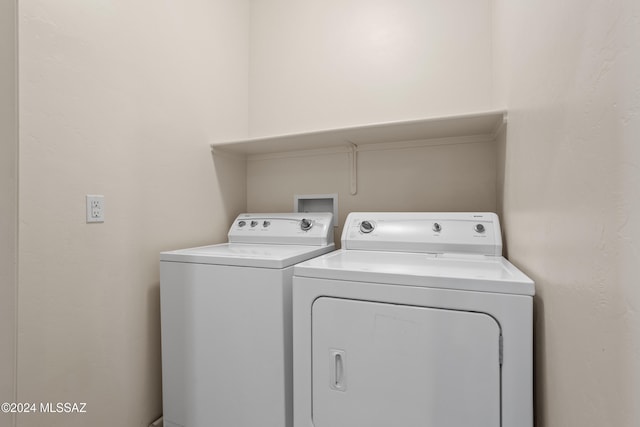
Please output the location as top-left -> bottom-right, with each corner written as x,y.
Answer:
294,194 -> 338,227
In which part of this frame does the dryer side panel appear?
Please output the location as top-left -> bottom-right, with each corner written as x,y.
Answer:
311,297 -> 501,427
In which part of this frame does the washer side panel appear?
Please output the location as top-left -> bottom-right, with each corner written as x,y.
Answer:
162,262 -> 291,427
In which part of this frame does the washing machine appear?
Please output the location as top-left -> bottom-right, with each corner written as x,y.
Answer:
160,212 -> 334,427
292,212 -> 534,427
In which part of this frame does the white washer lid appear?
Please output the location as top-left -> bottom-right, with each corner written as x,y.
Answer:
294,249 -> 535,295
160,242 -> 335,269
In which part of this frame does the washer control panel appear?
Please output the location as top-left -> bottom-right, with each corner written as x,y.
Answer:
229,213 -> 334,246
342,212 -> 502,256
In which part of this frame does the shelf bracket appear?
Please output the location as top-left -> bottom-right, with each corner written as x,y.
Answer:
347,142 -> 357,195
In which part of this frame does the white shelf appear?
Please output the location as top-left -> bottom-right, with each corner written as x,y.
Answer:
210,110 -> 506,156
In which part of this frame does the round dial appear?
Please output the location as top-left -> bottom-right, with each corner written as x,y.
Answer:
263,220 -> 271,228
360,220 -> 375,234
474,223 -> 485,233
250,220 -> 258,227
300,218 -> 313,231
238,220 -> 246,227
432,223 -> 442,232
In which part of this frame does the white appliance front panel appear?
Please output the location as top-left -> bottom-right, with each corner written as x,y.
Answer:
160,262 -> 293,427
311,298 -> 501,427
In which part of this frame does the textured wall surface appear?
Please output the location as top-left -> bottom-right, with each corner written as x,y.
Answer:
12,1 -> 640,426
493,0 -> 640,425
247,0 -> 495,230
0,0 -> 17,425
17,1 -> 248,426
249,0 -> 492,136
248,141 -> 498,243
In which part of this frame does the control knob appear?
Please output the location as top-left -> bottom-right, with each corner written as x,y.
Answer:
360,221 -> 375,234
300,218 -> 313,231
250,220 -> 258,227
474,224 -> 485,233
238,220 -> 246,227
432,223 -> 442,232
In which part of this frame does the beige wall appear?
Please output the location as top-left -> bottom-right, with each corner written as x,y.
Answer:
248,141 -> 498,243
249,0 -> 493,136
493,0 -> 640,426
17,1 -> 248,426
0,0 -> 17,426
247,0 -> 496,229
14,2 -> 640,427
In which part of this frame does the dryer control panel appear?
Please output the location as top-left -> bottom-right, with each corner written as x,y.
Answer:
229,212 -> 334,246
342,212 -> 502,256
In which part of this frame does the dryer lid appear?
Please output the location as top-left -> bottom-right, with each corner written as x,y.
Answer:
294,249 -> 535,295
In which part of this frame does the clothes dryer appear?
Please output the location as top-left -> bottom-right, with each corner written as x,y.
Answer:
292,212 -> 534,427
161,213 -> 334,427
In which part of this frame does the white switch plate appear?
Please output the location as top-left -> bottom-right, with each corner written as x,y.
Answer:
86,195 -> 105,223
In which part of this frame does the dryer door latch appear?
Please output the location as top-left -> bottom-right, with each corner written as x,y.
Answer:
330,349 -> 347,391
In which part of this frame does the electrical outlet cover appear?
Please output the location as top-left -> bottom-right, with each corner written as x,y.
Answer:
86,195 -> 105,223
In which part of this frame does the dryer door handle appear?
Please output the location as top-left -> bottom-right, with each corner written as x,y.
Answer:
330,349 -> 347,391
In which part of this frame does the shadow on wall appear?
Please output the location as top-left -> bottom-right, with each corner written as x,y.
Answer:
495,125 -> 509,258
533,295 -> 546,427
148,283 -> 163,424
496,124 -> 545,427
210,150 -> 247,232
